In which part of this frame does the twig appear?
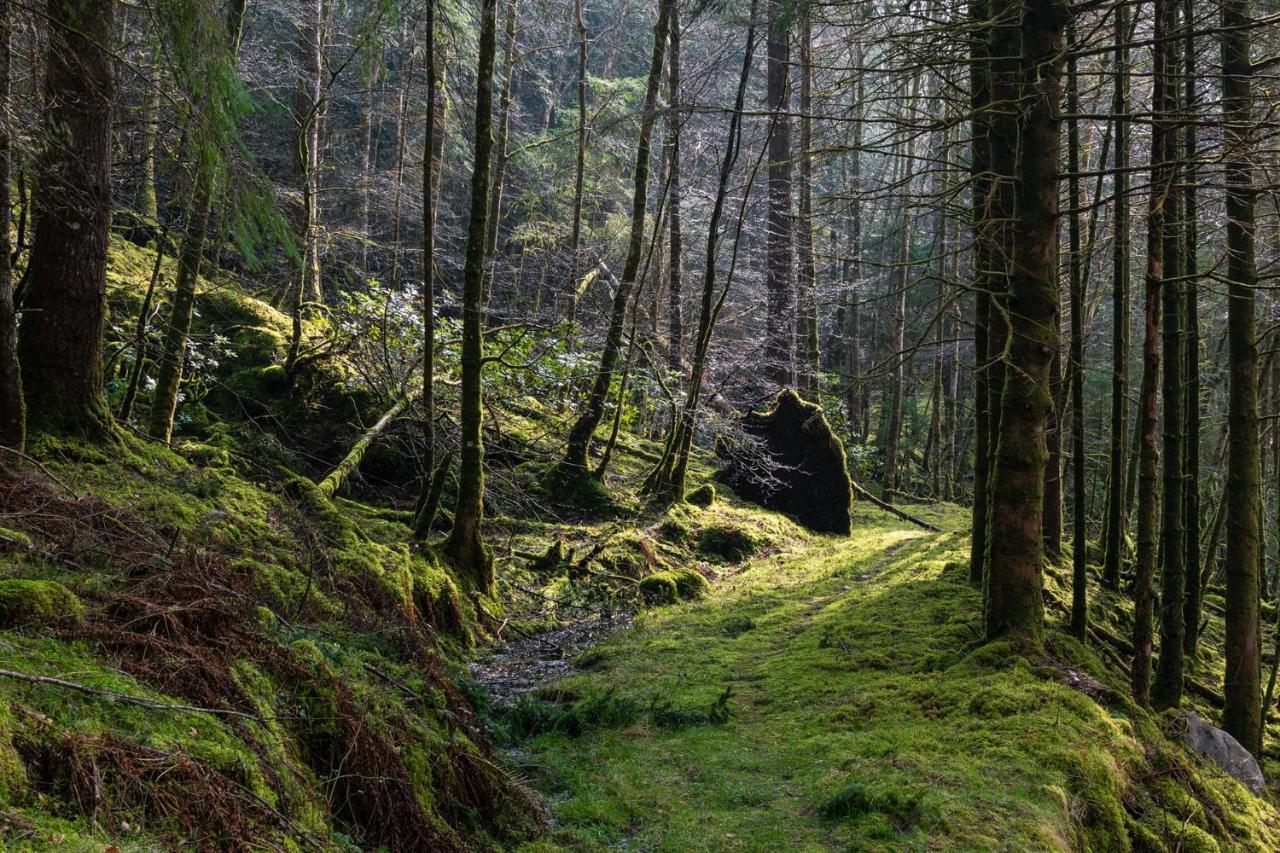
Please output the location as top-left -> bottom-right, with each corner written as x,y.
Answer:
0,446 -> 80,499
0,667 -> 262,721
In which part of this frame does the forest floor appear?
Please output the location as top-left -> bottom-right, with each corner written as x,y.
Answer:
488,500 -> 1280,852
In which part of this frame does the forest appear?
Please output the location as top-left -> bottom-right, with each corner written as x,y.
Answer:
0,0 -> 1277,847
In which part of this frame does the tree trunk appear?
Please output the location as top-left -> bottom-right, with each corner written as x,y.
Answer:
1220,0 -> 1263,756
484,0 -> 520,279
983,0 -> 1065,643
1066,27 -> 1086,639
0,0 -> 20,454
665,8 -> 683,374
1101,0 -> 1129,589
567,0 -> 588,322
968,0 -> 992,587
17,0 -> 117,440
1152,0 -> 1186,712
445,0 -> 502,592
796,7 -> 818,395
763,0 -> 793,389
560,0 -> 673,475
414,0 -> 441,541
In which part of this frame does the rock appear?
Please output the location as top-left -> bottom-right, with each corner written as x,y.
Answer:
685,483 -> 716,507
1179,711 -> 1265,794
715,390 -> 853,534
0,579 -> 84,628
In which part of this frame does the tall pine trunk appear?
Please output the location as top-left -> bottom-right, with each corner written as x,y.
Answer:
968,0 -> 992,586
17,0 -> 117,440
763,0 -> 793,389
445,0 -> 502,591
560,0 -> 673,475
0,0 -> 20,454
1220,0 -> 1263,756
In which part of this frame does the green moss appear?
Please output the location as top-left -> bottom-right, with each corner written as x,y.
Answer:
0,580 -> 84,627
685,483 -> 715,507
638,573 -> 677,605
697,523 -> 761,563
670,568 -> 710,600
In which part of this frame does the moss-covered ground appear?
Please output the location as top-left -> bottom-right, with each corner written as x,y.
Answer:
505,503 -> 1280,851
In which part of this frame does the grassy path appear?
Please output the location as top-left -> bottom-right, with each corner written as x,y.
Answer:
508,503 -> 1109,851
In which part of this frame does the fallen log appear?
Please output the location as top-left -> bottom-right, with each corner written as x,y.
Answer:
850,479 -> 941,533
316,393 -> 414,499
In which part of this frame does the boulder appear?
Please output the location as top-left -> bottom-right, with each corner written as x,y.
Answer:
715,390 -> 853,534
1179,711 -> 1265,794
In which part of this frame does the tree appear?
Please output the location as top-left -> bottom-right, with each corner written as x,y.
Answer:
445,0 -> 502,592
763,0 -> 793,389
0,0 -> 20,454
17,0 -> 118,440
1220,0 -> 1263,756
982,0 -> 1067,643
148,0 -> 250,443
559,0 -> 674,476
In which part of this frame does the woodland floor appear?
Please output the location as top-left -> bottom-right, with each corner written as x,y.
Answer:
488,501 -> 1280,852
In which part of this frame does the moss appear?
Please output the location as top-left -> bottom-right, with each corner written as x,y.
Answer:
685,483 -> 715,507
1061,750 -> 1130,852
638,573 -> 678,605
670,568 -> 710,600
697,523 -> 761,563
0,580 -> 84,627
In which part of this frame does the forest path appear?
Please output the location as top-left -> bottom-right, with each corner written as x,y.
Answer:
500,502 -> 1097,851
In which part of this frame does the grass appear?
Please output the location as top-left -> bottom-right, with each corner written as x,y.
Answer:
508,502 -> 1280,851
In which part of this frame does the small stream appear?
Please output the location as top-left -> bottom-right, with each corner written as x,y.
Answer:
469,612 -> 633,706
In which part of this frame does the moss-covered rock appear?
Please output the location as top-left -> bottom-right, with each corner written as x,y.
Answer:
670,568 -> 710,600
715,389 -> 853,534
638,573 -> 678,605
0,580 -> 84,627
698,523 -> 761,563
685,483 -> 715,507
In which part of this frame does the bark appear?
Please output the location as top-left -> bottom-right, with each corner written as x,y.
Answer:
968,0 -> 991,587
1180,0 -> 1202,657
147,0 -> 248,444
560,0 -> 673,475
1101,0 -> 1129,589
445,0 -> 502,592
665,9 -> 683,373
414,0 -> 441,539
0,0 -> 20,454
763,0 -> 793,389
843,66 -> 864,439
796,7 -> 818,395
983,0 -> 1065,643
17,0 -> 117,440
1066,29 -> 1086,638
485,0 -> 520,273
316,394 -> 412,499
284,0 -> 323,375
1152,0 -> 1186,711
567,0 -> 588,322
1220,0 -> 1263,756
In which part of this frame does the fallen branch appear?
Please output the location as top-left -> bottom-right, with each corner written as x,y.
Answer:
316,393 -> 414,498
0,667 -> 262,721
850,479 -> 941,532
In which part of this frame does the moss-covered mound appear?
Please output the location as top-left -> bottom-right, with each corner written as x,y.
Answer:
715,389 -> 854,534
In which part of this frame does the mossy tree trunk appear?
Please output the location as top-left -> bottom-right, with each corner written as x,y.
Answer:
567,0 -> 588,324
796,6 -> 818,396
982,0 -> 1066,644
414,0 -> 442,541
146,0 -> 247,444
0,0 -> 21,455
1066,28 -> 1087,639
1152,0 -> 1186,711
967,0 -> 991,587
665,9 -> 683,375
1132,0 -> 1171,706
1101,0 -> 1130,590
16,0 -> 117,441
445,0 -> 501,593
1180,0 -> 1203,658
560,0 -> 673,476
1220,0 -> 1263,757
763,0 -> 793,390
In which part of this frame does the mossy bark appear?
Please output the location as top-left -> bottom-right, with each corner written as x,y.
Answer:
0,0 -> 21,455
967,0 -> 991,587
982,0 -> 1065,643
1101,0 -> 1130,590
445,0 -> 500,594
561,0 -> 673,474
1066,31 -> 1087,639
1220,0 -> 1263,756
16,0 -> 117,442
1151,0 -> 1186,711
